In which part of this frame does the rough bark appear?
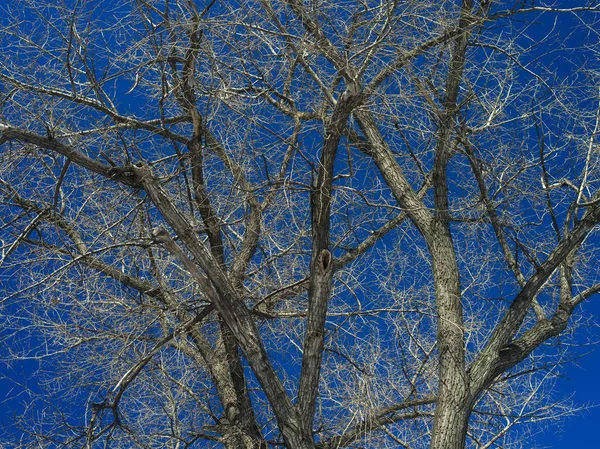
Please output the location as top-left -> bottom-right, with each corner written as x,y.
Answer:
135,165 -> 314,449
298,86 -> 363,432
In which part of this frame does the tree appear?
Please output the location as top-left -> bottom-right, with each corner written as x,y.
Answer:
1,0 -> 599,447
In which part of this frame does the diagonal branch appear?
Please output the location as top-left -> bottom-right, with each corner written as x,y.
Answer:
131,163 -> 313,449
462,135 -> 545,320
352,112 -> 433,237
317,396 -> 436,449
1,126 -> 131,184
469,195 -> 600,395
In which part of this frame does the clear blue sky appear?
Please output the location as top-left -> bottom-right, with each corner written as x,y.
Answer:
1,1 -> 600,448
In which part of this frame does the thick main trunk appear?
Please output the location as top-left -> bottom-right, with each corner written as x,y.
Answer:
430,404 -> 471,449
429,234 -> 471,449
429,2 -> 475,446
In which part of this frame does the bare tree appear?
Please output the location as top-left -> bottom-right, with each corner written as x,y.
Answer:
1,0 -> 600,448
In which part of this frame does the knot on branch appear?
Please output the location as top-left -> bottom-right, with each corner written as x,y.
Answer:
498,341 -> 524,365
132,162 -> 153,181
339,80 -> 363,106
107,165 -> 136,180
320,249 -> 332,273
152,226 -> 171,244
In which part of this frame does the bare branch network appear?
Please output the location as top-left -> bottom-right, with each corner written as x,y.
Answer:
0,1 -> 600,448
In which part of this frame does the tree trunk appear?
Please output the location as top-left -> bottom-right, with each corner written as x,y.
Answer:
429,233 -> 472,449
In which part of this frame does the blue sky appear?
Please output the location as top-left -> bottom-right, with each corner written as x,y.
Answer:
1,1 -> 600,448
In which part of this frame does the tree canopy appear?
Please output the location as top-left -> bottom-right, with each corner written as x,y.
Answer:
1,1 -> 600,448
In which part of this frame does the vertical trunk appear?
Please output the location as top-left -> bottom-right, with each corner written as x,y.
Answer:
219,323 -> 266,447
431,406 -> 471,449
184,327 -> 267,448
429,234 -> 471,449
429,2 -> 475,447
297,86 -> 363,434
